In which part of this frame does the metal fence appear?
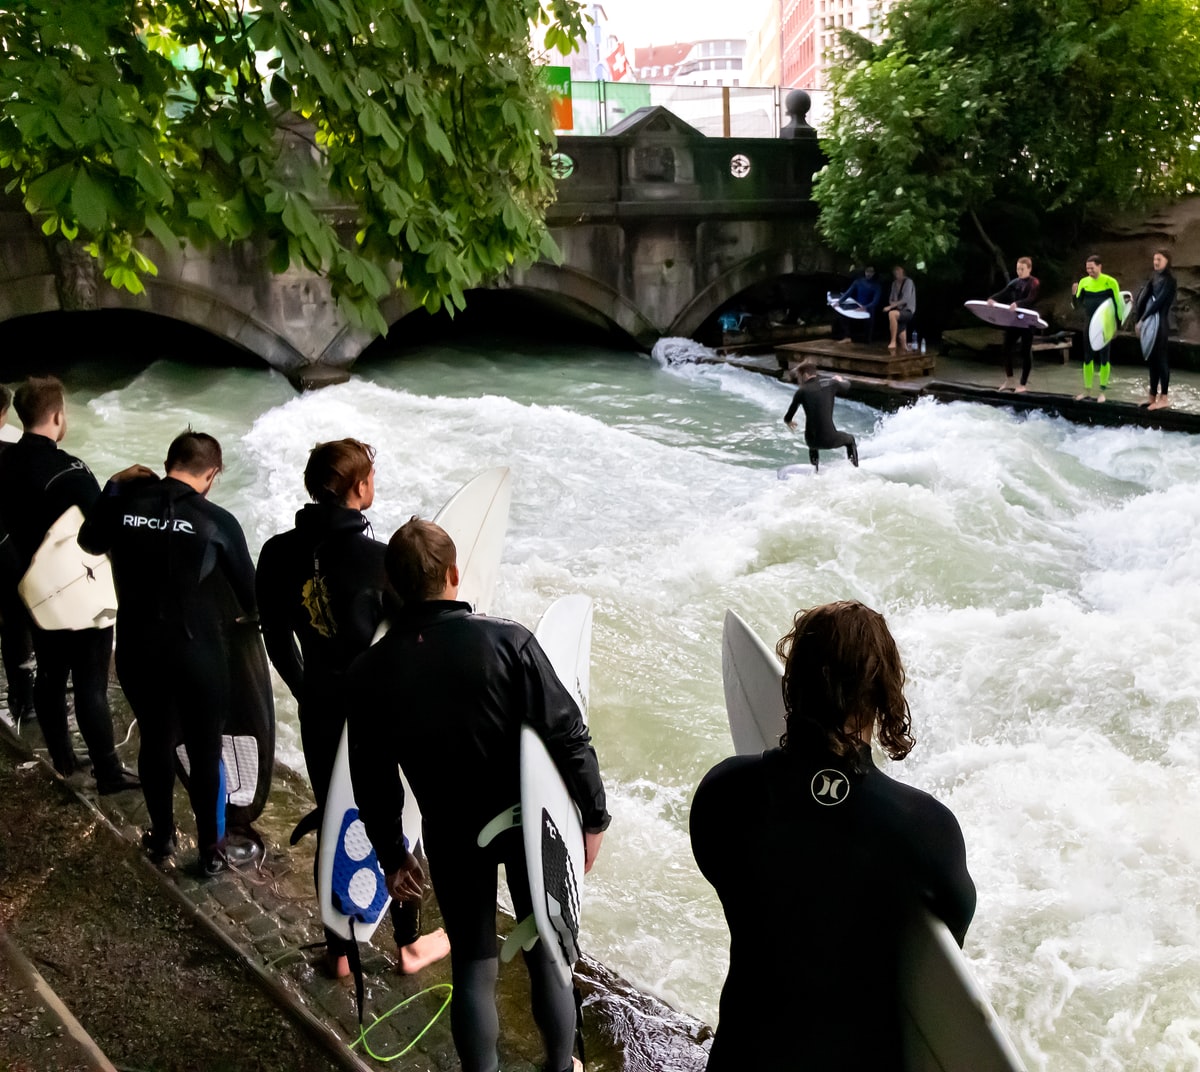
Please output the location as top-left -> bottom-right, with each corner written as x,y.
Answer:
557,82 -> 830,138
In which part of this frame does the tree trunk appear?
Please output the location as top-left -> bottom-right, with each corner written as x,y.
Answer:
970,209 -> 1009,284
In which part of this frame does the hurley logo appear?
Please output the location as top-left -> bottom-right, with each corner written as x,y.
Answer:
811,769 -> 850,806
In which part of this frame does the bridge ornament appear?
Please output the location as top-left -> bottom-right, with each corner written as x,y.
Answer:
730,154 -> 752,179
549,152 -> 576,180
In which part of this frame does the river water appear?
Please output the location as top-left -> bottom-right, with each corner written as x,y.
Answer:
58,341 -> 1200,1072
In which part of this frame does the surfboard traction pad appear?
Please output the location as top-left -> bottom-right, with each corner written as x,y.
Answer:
330,809 -> 390,925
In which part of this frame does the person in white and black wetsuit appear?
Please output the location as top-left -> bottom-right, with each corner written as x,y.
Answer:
784,358 -> 859,472
79,431 -> 257,875
0,376 -> 138,793
1134,249 -> 1178,411
347,518 -> 610,1072
989,256 -> 1041,392
255,439 -> 449,979
690,601 -> 976,1071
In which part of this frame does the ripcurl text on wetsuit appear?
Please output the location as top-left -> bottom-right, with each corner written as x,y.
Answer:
690,746 -> 976,1071
79,474 -> 257,861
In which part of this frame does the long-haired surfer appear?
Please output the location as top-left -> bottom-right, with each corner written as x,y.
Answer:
783,359 -> 859,472
255,439 -> 449,978
0,376 -> 138,794
346,518 -> 609,1072
1071,254 -> 1124,402
690,601 -> 976,1070
79,431 -> 258,874
989,256 -> 1041,392
1134,249 -> 1177,411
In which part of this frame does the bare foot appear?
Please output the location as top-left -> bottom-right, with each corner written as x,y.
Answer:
573,1059 -> 583,1072
1096,393 -> 1106,403
327,953 -> 350,979
1152,396 -> 1171,410
397,928 -> 451,974
887,344 -> 897,352
997,378 -> 1013,391
1015,385 -> 1028,393
1074,393 -> 1091,401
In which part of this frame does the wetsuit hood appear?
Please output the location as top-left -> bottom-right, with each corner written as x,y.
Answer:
293,501 -> 371,544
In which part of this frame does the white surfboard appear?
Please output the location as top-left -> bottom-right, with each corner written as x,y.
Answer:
491,595 -> 593,987
318,468 -> 513,942
964,300 -> 1047,331
1088,300 -> 1118,351
827,292 -> 871,320
720,608 -> 1027,1072
18,506 -> 118,631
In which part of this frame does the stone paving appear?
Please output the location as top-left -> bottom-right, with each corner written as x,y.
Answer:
0,686 -> 711,1072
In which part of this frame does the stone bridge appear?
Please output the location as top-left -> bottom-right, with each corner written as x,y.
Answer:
0,108 -> 830,374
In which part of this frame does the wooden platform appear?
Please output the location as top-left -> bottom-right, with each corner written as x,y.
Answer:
775,339 -> 935,379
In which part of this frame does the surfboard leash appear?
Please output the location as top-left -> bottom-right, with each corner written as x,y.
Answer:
573,981 -> 587,1070
349,983 -> 453,1063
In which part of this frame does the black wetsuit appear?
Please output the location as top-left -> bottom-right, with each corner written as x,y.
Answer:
990,275 -> 1041,385
0,433 -> 125,783
79,475 -> 257,859
255,502 -> 418,956
347,600 -> 610,1072
0,438 -> 34,721
1136,269 -> 1177,397
784,377 -> 858,470
690,746 -> 976,1071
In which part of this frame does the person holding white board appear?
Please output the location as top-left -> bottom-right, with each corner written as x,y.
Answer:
690,601 -> 976,1071
347,518 -> 609,1072
1071,254 -> 1124,402
989,256 -> 1041,392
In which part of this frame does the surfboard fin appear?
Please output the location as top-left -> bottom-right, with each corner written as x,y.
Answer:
499,915 -> 540,962
477,803 -> 521,848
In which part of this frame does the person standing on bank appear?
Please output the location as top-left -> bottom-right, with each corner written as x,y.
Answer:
79,431 -> 257,875
1134,249 -> 1177,411
784,358 -> 859,472
256,439 -> 450,978
690,601 -> 976,1071
1071,254 -> 1124,402
347,518 -> 609,1072
0,384 -> 35,725
989,256 -> 1041,392
0,376 -> 138,793
884,265 -> 917,352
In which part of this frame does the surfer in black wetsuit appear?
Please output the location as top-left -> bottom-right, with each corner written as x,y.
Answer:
1134,249 -> 1177,411
79,431 -> 257,875
783,358 -> 859,472
0,376 -> 138,793
0,385 -> 35,725
989,256 -> 1041,392
690,601 -> 976,1071
256,439 -> 449,978
347,518 -> 609,1072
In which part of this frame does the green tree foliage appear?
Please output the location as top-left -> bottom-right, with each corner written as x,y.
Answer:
813,0 -> 1200,275
0,0 -> 585,332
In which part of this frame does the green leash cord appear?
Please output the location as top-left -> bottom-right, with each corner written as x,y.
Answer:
350,983 -> 453,1063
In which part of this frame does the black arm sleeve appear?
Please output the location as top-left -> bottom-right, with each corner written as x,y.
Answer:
783,387 -> 803,424
1143,274 -> 1176,319
988,279 -> 1018,304
346,664 -> 409,874
77,479 -> 123,554
216,510 -> 258,617
520,634 -> 611,833
918,805 -> 976,947
254,543 -> 305,700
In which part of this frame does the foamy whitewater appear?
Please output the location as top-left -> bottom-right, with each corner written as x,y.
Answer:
68,344 -> 1200,1071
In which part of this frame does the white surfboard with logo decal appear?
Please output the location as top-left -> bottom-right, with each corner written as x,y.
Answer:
721,609 -> 1027,1072
19,506 -> 118,631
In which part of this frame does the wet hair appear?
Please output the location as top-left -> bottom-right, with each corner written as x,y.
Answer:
165,429 -> 224,475
386,517 -> 457,603
304,439 -> 376,505
1154,248 -> 1172,266
13,375 -> 65,428
798,357 -> 818,378
0,384 -> 11,414
776,601 -> 915,765
1086,253 -> 1102,267
1017,256 -> 1032,269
